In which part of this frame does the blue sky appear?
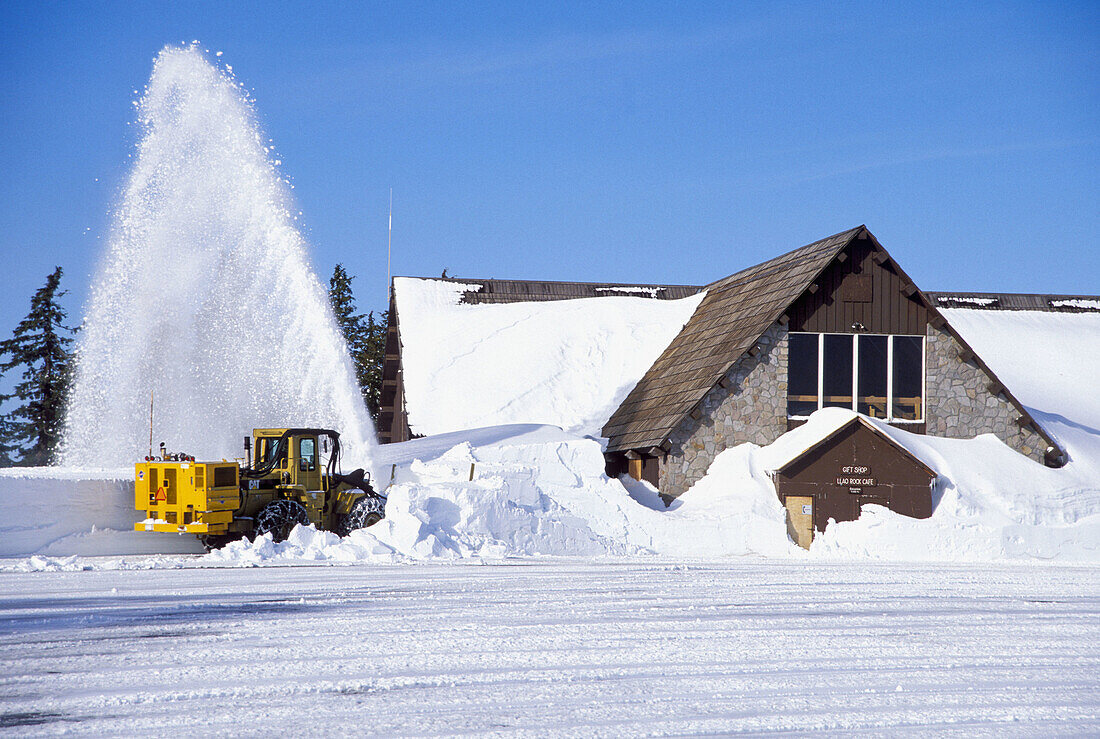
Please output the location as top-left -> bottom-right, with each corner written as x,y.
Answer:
0,1 -> 1096,332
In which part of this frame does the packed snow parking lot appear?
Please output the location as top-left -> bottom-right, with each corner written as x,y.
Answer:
1,560 -> 1097,735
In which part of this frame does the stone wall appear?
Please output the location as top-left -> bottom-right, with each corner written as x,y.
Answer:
655,321 -> 1051,497
659,323 -> 788,496
925,323 -> 1048,463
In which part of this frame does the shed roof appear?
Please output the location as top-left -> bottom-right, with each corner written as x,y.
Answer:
602,226 -> 864,453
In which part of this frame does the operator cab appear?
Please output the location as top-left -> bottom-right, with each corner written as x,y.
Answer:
251,428 -> 327,491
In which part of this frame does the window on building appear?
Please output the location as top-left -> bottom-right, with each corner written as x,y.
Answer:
822,334 -> 853,408
787,333 -> 819,417
787,332 -> 924,422
857,334 -> 888,417
892,335 -> 923,420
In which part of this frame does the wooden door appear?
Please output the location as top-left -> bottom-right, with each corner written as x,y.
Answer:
784,495 -> 815,550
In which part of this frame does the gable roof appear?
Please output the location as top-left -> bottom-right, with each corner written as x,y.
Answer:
602,226 -> 864,453
769,412 -> 937,479
602,226 -> 1066,464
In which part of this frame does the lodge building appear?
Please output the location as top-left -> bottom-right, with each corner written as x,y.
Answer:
379,226 -> 1095,538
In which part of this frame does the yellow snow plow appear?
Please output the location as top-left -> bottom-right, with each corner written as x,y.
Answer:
135,427 -> 384,549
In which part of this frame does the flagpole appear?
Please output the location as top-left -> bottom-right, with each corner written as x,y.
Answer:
386,188 -> 393,297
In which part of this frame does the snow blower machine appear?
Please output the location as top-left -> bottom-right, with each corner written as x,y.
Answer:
135,428 -> 385,550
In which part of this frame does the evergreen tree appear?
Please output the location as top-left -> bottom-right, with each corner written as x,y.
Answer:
0,267 -> 75,466
328,265 -> 388,421
361,307 -> 388,421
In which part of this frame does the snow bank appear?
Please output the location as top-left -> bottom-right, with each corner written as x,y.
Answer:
0,467 -> 203,557
208,409 -> 1099,567
393,277 -> 704,437
5,412 -> 1098,566
205,423 -> 799,566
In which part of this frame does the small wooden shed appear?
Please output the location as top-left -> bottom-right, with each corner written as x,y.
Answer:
771,416 -> 936,549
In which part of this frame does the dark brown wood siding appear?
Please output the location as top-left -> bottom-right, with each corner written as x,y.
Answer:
775,420 -> 935,532
378,293 -> 407,444
787,236 -> 928,335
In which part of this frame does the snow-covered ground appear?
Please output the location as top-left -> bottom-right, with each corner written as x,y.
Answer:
2,559 -> 1096,735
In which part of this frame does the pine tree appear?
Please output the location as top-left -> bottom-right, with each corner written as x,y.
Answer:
361,308 -> 388,421
328,265 -> 388,421
0,267 -> 75,466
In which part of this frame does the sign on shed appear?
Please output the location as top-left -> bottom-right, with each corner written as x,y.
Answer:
772,416 -> 936,549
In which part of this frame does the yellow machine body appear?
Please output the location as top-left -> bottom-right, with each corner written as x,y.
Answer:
134,460 -> 240,535
134,428 -> 381,545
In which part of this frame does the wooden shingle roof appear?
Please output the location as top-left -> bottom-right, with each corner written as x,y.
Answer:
602,226 -> 865,453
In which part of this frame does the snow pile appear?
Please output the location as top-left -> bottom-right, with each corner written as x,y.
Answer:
394,278 -> 704,436
4,410 -> 1097,565
207,407 -> 1099,567
204,424 -> 798,565
0,466 -> 203,557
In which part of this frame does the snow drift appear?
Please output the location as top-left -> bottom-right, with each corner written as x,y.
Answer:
0,467 -> 203,557
6,301 -> 1097,566
204,410 -> 1098,566
4,411 -> 1097,565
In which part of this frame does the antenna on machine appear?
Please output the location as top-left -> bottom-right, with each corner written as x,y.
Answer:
148,391 -> 154,459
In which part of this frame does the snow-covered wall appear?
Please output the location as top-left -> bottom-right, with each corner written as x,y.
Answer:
0,468 -> 203,557
393,278 -> 704,437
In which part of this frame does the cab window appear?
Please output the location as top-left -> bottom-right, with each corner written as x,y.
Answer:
299,437 -> 317,472
261,438 -> 287,467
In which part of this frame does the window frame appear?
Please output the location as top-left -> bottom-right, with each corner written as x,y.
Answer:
787,332 -> 925,423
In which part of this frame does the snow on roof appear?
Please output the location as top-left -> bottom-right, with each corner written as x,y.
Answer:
594,286 -> 664,297
393,277 -> 705,437
1050,298 -> 1100,311
939,309 -> 1100,427
759,408 -> 936,475
936,295 -> 999,306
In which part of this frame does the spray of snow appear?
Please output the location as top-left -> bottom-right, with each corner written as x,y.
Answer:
394,277 -> 704,436
61,45 -> 375,468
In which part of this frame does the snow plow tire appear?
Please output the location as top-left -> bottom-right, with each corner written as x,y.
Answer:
339,495 -> 386,536
254,500 -> 311,542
